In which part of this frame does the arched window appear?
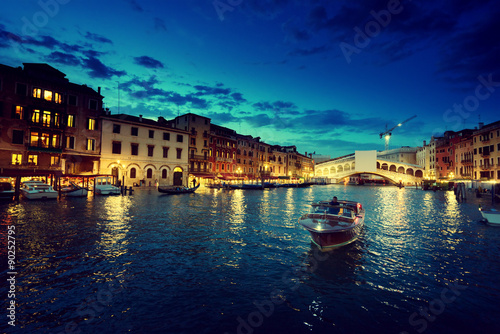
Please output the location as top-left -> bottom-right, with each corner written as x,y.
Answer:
162,169 -> 167,179
147,168 -> 153,178
130,167 -> 136,178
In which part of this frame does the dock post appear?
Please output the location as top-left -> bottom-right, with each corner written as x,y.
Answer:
14,176 -> 21,202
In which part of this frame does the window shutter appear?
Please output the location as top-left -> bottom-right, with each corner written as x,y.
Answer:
11,105 -> 16,119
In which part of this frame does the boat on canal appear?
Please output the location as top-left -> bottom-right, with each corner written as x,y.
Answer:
94,176 -> 121,195
479,207 -> 500,226
61,182 -> 88,197
20,180 -> 58,200
299,200 -> 365,250
158,183 -> 200,194
0,182 -> 15,201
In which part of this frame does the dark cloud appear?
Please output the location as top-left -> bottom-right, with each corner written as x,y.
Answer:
127,0 -> 144,12
133,56 -> 165,69
83,57 -> 126,79
154,18 -> 167,32
193,85 -> 231,96
45,52 -> 81,66
84,32 -> 113,44
253,100 -> 297,112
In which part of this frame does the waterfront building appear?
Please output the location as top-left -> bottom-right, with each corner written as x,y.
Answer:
210,124 -> 238,179
100,114 -> 189,187
472,121 -> 500,180
455,135 -> 474,179
269,146 -> 288,177
0,63 -> 102,178
169,113 -> 212,179
236,134 -> 260,179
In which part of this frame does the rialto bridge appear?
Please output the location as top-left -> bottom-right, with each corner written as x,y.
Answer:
314,151 -> 424,185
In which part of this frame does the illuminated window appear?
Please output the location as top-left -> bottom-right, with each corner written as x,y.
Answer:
44,90 -> 53,101
28,154 -> 38,165
12,154 -> 22,165
33,88 -> 42,98
87,138 -> 95,151
52,134 -> 60,148
53,113 -> 60,127
30,132 -> 39,146
54,92 -> 62,104
32,109 -> 41,123
87,118 -> 96,130
13,106 -> 23,119
66,136 -> 75,149
42,111 -> 51,127
51,156 -> 60,166
40,133 -> 50,147
67,115 -> 75,127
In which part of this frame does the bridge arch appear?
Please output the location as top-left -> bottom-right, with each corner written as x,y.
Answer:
398,166 -> 405,173
389,164 -> 396,172
337,165 -> 343,173
344,163 -> 350,171
407,168 -> 414,176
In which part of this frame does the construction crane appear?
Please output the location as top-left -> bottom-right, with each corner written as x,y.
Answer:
379,115 -> 417,151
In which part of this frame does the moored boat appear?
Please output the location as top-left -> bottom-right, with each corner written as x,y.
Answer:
20,180 -> 58,200
299,200 -> 365,250
0,182 -> 15,201
94,176 -> 121,195
158,184 -> 200,194
61,182 -> 88,197
479,207 -> 500,226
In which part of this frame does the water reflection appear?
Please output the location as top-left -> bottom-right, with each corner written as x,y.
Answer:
4,185 -> 500,333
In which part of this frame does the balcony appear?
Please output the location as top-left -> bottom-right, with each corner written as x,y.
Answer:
480,165 -> 492,170
191,154 -> 208,161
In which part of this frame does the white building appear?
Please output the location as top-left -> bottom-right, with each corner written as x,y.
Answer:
100,114 -> 189,187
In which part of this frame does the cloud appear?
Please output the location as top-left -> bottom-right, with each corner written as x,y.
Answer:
83,57 -> 127,79
126,0 -> 144,12
133,55 -> 165,69
154,17 -> 167,32
45,51 -> 81,66
84,32 -> 113,44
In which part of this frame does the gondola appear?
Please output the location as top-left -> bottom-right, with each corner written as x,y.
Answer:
157,184 -> 200,194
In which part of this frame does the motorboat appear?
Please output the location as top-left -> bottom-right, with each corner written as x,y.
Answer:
20,180 -> 58,200
158,184 -> 200,194
94,176 -> 121,195
299,200 -> 365,251
479,207 -> 500,226
0,182 -> 15,201
60,182 -> 88,197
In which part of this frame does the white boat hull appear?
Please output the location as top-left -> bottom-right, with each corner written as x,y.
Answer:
480,210 -> 500,226
62,188 -> 88,197
21,190 -> 58,200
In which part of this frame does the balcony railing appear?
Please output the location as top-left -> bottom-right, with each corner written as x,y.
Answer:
191,154 -> 208,161
480,165 -> 492,170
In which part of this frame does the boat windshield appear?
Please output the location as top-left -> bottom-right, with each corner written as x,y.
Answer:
310,205 -> 355,217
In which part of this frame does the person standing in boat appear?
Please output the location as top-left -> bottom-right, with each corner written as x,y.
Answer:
329,196 -> 340,214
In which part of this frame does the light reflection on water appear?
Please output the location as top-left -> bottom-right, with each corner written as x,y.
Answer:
1,185 -> 500,333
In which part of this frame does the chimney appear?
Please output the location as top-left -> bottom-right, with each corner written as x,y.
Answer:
139,115 -> 143,122
98,86 -> 101,94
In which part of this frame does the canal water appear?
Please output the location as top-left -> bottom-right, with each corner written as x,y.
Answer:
1,185 -> 500,334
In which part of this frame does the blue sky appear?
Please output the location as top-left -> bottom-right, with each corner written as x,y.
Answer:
1,0 -> 499,157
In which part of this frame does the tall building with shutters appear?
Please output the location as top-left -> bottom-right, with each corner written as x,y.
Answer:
0,63 -> 103,178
